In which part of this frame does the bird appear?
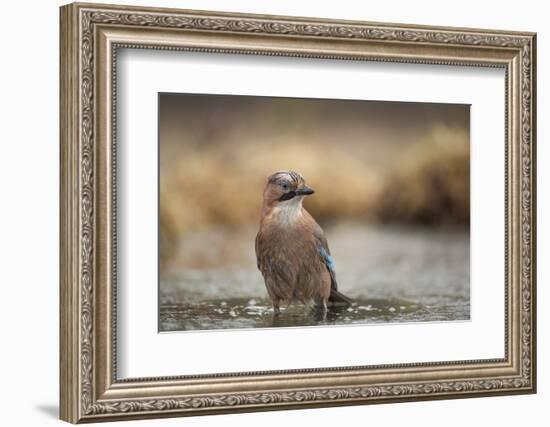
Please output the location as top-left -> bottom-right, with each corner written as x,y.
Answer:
255,170 -> 352,316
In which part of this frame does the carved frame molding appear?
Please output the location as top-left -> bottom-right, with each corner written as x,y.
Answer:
60,2 -> 536,423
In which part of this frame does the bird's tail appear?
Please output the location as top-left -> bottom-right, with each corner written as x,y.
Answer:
329,288 -> 353,307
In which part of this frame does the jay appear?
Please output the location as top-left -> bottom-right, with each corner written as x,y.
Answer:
255,171 -> 352,316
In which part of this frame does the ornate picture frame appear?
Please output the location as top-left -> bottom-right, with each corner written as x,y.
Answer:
60,2 -> 536,423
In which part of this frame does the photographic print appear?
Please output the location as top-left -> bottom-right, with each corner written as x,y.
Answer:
60,5 -> 536,420
159,94 -> 470,332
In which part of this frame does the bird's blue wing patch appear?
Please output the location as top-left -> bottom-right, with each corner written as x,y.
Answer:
319,246 -> 335,273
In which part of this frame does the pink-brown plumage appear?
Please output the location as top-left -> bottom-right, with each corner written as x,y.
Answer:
255,171 -> 351,315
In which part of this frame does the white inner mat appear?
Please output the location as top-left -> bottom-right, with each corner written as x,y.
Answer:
117,48 -> 505,378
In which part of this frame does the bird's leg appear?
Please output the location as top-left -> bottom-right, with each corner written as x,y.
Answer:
272,302 -> 281,317
304,301 -> 314,315
321,299 -> 328,321
312,296 -> 328,321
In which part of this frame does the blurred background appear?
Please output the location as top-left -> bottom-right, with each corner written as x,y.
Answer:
159,93 -> 470,331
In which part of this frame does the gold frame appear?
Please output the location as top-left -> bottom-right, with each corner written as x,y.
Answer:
60,2 -> 537,423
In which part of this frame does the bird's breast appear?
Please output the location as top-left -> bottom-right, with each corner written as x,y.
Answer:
257,223 -> 321,273
255,224 -> 328,303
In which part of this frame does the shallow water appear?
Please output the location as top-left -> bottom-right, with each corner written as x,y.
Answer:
160,297 -> 469,331
160,224 -> 470,332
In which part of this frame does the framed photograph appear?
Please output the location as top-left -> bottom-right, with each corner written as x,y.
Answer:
60,2 -> 537,423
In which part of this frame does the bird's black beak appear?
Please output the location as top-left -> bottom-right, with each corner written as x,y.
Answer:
295,186 -> 315,196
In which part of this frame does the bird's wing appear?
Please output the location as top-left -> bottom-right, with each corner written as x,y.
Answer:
313,226 -> 338,291
314,225 -> 353,306
254,231 -> 262,271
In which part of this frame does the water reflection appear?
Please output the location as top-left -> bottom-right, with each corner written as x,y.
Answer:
160,296 -> 469,332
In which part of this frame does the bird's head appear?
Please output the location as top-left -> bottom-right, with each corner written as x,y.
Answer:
262,170 -> 315,208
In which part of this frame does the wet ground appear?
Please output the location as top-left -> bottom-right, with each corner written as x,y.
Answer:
159,224 -> 470,332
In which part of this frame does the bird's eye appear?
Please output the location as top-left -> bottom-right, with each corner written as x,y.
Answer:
281,182 -> 289,190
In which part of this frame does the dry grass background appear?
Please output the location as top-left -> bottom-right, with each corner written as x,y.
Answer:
375,125 -> 469,225
159,95 -> 469,269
